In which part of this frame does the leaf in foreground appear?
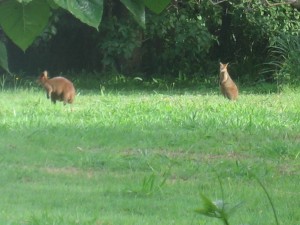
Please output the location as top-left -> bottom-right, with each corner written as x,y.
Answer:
0,0 -> 51,51
195,194 -> 242,225
120,0 -> 145,28
144,0 -> 171,14
0,40 -> 9,72
54,0 -> 103,30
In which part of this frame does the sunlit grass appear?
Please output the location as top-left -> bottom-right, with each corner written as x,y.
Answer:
0,88 -> 299,224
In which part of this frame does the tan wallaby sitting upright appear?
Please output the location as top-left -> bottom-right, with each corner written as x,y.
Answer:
219,62 -> 238,100
37,71 -> 76,105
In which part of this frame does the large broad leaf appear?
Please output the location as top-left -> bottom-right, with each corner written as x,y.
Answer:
54,0 -> 103,29
144,0 -> 171,14
0,41 -> 9,73
120,0 -> 145,28
0,0 -> 51,51
47,0 -> 60,9
17,0 -> 33,3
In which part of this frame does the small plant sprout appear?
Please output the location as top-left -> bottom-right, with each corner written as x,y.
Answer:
0,74 -> 7,91
12,73 -> 21,90
253,175 -> 280,225
195,194 -> 242,225
99,84 -> 105,96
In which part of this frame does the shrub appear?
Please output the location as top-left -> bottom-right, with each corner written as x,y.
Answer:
144,0 -> 216,76
264,33 -> 300,88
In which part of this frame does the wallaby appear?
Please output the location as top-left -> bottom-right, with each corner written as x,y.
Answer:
219,62 -> 238,100
37,71 -> 75,105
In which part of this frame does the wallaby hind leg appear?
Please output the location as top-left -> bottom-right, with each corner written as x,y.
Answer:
51,96 -> 56,104
46,88 -> 53,99
63,95 -> 72,105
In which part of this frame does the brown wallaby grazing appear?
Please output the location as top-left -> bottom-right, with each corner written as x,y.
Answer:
37,71 -> 75,105
219,62 -> 238,100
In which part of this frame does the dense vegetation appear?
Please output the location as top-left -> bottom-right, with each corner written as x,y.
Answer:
1,0 -> 300,87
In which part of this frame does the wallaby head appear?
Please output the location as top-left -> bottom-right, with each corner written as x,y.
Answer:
219,62 -> 229,83
38,70 -> 49,84
220,62 -> 228,73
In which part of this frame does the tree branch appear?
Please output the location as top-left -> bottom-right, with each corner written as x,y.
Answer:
262,0 -> 297,6
209,0 -> 298,7
209,0 -> 228,5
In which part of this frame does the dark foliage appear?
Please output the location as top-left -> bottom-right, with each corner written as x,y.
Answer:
4,0 -> 300,84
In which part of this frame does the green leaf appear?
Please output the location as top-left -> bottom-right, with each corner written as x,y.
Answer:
195,194 -> 220,218
47,0 -> 59,9
0,0 -> 51,51
0,41 -> 9,73
120,0 -> 145,29
144,0 -> 171,14
54,0 -> 103,29
17,0 -> 33,3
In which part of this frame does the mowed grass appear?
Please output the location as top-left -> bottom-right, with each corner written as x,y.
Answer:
0,87 -> 299,225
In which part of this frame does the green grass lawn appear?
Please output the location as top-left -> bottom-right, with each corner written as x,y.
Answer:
0,87 -> 299,225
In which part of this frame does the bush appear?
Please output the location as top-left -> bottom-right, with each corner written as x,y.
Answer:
97,16 -> 142,74
144,0 -> 216,76
265,33 -> 300,88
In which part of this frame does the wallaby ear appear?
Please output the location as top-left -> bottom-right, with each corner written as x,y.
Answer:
220,62 -> 226,69
220,63 -> 229,69
43,70 -> 48,78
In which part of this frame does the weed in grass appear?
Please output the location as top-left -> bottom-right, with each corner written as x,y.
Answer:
26,211 -> 98,225
126,151 -> 172,196
196,166 -> 281,225
99,84 -> 106,96
195,194 -> 242,225
0,74 -> 7,91
253,175 -> 280,225
127,170 -> 169,197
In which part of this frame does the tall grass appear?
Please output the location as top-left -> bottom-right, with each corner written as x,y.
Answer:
263,33 -> 300,89
0,86 -> 299,224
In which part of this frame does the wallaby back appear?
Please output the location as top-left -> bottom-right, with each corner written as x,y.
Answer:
219,63 -> 238,100
37,71 -> 76,105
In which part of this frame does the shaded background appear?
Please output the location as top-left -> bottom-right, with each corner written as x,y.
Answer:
2,0 -> 300,85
